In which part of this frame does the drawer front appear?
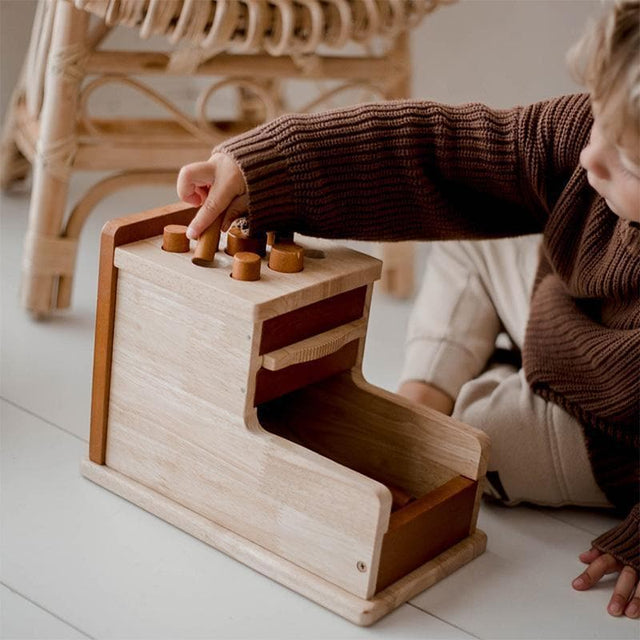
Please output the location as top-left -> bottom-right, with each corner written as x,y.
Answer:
375,477 -> 477,592
254,341 -> 359,406
259,286 -> 367,354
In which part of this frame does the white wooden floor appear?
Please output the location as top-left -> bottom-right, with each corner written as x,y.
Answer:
1,176 -> 638,640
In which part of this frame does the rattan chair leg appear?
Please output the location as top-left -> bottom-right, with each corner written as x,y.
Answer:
21,0 -> 89,316
0,88 -> 30,189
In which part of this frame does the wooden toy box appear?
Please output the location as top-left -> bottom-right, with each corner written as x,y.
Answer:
82,203 -> 489,625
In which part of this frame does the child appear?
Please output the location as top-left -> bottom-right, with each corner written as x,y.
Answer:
177,1 -> 639,619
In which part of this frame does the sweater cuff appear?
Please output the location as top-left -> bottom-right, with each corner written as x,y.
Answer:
399,337 -> 482,400
215,119 -> 298,234
591,504 -> 640,571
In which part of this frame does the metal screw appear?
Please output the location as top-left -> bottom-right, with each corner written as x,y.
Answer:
356,561 -> 367,573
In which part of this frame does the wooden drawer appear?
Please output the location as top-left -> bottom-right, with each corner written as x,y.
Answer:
259,286 -> 367,354
376,476 -> 477,591
254,285 -> 368,405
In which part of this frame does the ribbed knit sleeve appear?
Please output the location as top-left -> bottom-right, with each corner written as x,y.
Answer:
592,504 -> 640,571
214,97 -> 589,241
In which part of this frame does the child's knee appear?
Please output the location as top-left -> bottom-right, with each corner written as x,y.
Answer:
451,363 -> 518,439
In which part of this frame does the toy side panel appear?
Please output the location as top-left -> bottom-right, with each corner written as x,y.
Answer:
105,397 -> 386,598
106,271 -> 387,598
90,203 -> 197,464
112,270 -> 252,417
259,373 -> 478,498
350,373 -> 489,482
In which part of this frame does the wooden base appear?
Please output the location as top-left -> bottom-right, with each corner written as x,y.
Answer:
81,459 -> 486,626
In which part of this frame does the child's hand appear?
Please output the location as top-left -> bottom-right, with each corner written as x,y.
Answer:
397,380 -> 454,416
572,547 -> 639,618
177,153 -> 248,240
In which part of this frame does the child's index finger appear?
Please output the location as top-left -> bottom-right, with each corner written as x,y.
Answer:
176,161 -> 217,201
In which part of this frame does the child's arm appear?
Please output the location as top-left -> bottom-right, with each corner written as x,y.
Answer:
213,94 -> 588,240
179,94 -> 592,243
397,240 -> 505,412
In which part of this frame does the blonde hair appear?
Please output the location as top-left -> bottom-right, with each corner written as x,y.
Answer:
568,1 -> 640,151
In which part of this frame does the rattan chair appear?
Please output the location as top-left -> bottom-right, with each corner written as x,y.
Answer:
1,0 -> 451,316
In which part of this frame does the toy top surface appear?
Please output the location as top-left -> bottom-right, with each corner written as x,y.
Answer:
113,233 -> 382,321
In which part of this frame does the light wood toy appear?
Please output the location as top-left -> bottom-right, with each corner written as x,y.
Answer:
82,202 -> 489,626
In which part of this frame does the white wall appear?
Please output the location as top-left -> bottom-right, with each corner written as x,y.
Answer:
1,0 -> 603,122
411,0 -> 602,106
0,0 -> 37,118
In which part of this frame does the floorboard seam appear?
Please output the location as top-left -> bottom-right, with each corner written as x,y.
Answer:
0,396 -> 88,444
1,581 -> 95,639
406,601 -> 483,639
529,505 -> 619,537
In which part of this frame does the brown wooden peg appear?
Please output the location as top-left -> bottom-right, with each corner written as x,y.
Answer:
192,216 -> 222,266
162,225 -> 190,253
231,251 -> 261,281
225,227 -> 267,257
269,243 -> 304,273
267,230 -> 294,246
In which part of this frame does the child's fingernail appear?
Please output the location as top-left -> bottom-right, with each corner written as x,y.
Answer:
186,227 -> 196,240
609,602 -> 622,615
572,577 -> 585,588
626,602 -> 639,617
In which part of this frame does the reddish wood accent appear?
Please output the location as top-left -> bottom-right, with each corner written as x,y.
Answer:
253,341 -> 359,406
387,483 -> 416,512
89,203 -> 197,464
375,476 -> 477,592
259,286 -> 367,354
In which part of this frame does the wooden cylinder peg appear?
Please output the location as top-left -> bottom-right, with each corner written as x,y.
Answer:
162,225 -> 190,253
231,252 -> 261,281
267,230 -> 294,246
192,216 -> 222,266
268,243 -> 304,273
225,227 -> 267,257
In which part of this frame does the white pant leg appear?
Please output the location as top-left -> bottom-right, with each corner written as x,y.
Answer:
453,365 -> 611,508
400,235 -> 542,398
462,235 -> 542,350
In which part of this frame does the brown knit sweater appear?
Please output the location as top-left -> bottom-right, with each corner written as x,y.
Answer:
217,93 -> 640,569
